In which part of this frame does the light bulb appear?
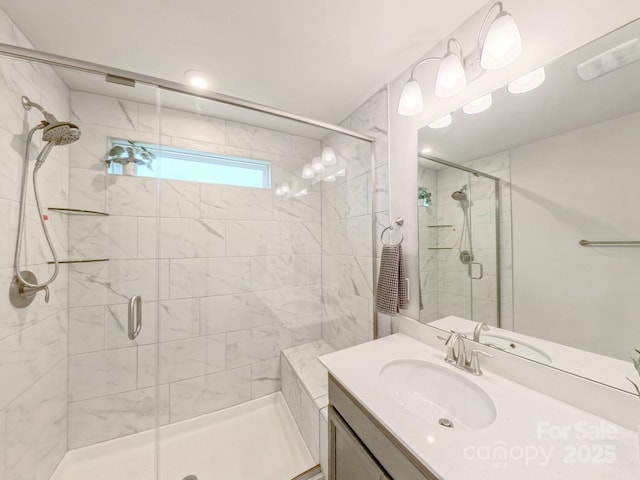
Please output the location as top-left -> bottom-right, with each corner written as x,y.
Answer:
462,94 -> 493,114
184,70 -> 209,89
397,78 -> 423,116
435,53 -> 467,98
274,185 -> 284,197
301,163 -> 314,179
428,114 -> 452,129
481,12 -> 522,70
420,147 -> 433,154
281,182 -> 290,194
322,146 -> 337,165
312,156 -> 325,173
508,67 -> 545,94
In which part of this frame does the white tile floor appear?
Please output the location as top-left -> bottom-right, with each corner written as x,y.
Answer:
51,392 -> 316,480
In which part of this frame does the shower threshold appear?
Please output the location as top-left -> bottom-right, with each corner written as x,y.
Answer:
50,392 -> 318,480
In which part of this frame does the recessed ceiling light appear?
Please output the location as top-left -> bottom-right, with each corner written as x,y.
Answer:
185,70 -> 209,89
421,147 -> 433,154
428,114 -> 452,129
463,93 -> 493,114
508,67 -> 545,94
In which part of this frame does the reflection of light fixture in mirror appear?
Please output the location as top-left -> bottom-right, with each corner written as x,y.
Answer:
479,2 -> 522,70
301,163 -> 314,179
336,169 -> 346,177
508,67 -> 545,94
312,156 -> 325,173
322,146 -> 337,165
184,70 -> 209,89
294,189 -> 308,197
280,182 -> 290,195
435,39 -> 467,98
274,185 -> 284,197
463,93 -> 493,114
421,146 -> 433,154
428,114 -> 452,129
324,175 -> 336,182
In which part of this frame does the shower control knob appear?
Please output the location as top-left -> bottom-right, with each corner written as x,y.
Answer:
459,250 -> 474,264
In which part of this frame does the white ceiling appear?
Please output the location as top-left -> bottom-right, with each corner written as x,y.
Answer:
0,0 -> 489,136
418,17 -> 640,165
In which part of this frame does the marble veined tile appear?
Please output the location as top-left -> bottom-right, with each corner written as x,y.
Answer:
200,293 -> 277,335
226,324 -> 292,369
200,184 -> 273,220
158,179 -> 199,218
71,91 -> 137,130
106,175 -> 157,217
226,121 -> 291,156
159,298 -> 199,342
68,306 -> 105,355
281,340 -> 334,400
169,367 -> 251,423
251,357 -> 281,399
68,386 -> 163,448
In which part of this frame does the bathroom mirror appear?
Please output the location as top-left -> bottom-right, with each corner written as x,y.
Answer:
416,17 -> 640,393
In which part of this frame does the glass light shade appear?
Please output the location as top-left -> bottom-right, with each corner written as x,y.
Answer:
301,163 -> 314,179
274,186 -> 284,197
508,67 -> 546,94
324,175 -> 336,182
280,182 -> 290,194
294,189 -> 308,197
435,53 -> 467,98
480,12 -> 522,70
397,78 -> 423,116
311,156 -> 325,173
322,146 -> 337,165
462,94 -> 493,114
335,169 -> 346,177
428,114 -> 452,129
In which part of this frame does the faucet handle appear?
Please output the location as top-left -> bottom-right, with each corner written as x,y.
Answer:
43,286 -> 50,303
468,349 -> 494,376
440,332 -> 460,364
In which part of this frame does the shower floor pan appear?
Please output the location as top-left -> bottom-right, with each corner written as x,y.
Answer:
50,392 -> 317,480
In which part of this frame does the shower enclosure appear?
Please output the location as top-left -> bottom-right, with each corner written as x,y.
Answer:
0,16 -> 379,480
417,154 -> 503,327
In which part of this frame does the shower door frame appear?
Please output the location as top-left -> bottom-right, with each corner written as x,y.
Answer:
418,154 -> 502,328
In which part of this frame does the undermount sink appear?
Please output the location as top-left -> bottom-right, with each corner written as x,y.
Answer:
380,359 -> 497,430
480,334 -> 552,364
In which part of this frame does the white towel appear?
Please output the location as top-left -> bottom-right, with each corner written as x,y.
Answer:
376,244 -> 408,315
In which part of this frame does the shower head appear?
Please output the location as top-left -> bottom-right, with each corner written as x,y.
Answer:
42,120 -> 81,145
451,185 -> 468,202
22,96 -> 81,146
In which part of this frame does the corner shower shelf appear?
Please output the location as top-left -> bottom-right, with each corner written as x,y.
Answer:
427,247 -> 454,250
48,207 -> 109,216
427,224 -> 453,228
47,258 -> 110,265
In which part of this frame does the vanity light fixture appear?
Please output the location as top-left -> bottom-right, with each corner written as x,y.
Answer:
462,93 -> 493,114
435,39 -> 467,98
301,163 -> 314,179
184,70 -> 209,89
280,182 -> 290,195
311,156 -> 325,173
274,185 -> 284,197
397,2 -> 522,116
479,2 -> 522,70
507,66 -> 545,94
428,114 -> 452,129
294,189 -> 308,197
335,168 -> 346,177
420,146 -> 433,154
322,146 -> 337,165
324,174 -> 336,182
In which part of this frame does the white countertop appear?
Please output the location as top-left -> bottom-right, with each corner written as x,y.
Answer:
319,333 -> 640,479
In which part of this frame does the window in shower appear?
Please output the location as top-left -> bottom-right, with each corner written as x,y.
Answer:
107,139 -> 272,188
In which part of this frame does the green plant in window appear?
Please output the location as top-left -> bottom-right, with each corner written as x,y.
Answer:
106,140 -> 155,171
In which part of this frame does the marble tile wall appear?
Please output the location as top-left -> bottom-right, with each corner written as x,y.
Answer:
417,152 -> 513,328
320,87 -> 388,349
0,7 -> 70,480
66,91 -> 325,447
418,166 -> 439,323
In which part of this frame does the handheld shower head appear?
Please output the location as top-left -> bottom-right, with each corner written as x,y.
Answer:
451,185 -> 468,202
22,95 -> 81,146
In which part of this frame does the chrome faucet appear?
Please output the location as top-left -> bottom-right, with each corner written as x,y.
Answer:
473,322 -> 489,342
442,332 -> 494,376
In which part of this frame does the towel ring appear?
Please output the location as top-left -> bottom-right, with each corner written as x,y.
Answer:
381,226 -> 403,245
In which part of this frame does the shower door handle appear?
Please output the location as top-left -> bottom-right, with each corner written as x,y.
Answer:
128,294 -> 142,340
469,262 -> 484,280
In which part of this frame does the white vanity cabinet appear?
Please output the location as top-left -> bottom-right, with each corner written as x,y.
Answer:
328,375 -> 438,480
